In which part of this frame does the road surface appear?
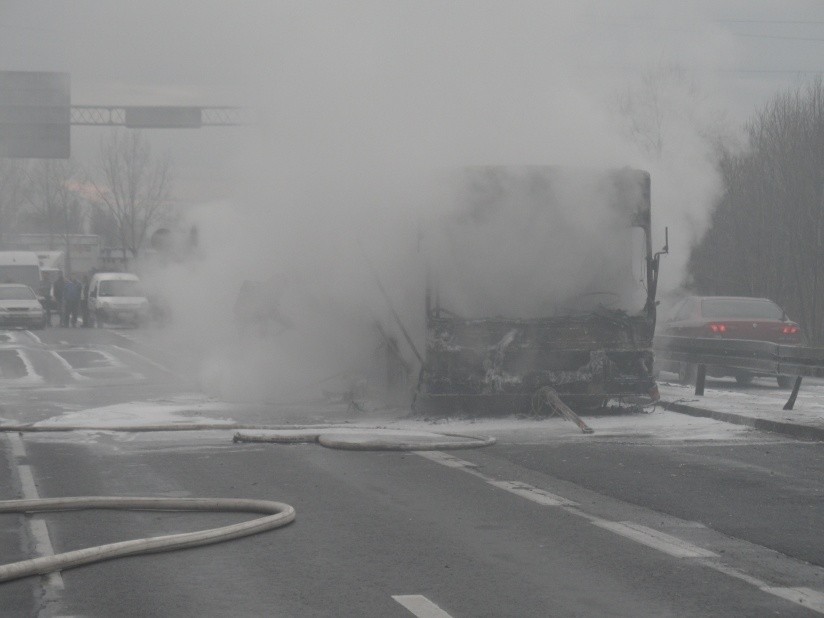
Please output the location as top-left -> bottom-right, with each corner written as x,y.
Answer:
2,326 -> 823,616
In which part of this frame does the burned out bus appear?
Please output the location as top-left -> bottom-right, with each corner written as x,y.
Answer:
414,167 -> 666,415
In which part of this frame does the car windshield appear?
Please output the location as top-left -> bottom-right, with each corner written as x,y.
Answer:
0,286 -> 36,300
701,298 -> 784,320
99,280 -> 142,297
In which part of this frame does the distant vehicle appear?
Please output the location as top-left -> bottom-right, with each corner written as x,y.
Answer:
0,284 -> 47,329
0,252 -> 42,292
87,272 -> 150,327
658,295 -> 803,388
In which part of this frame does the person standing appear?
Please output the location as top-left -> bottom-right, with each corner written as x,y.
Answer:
53,271 -> 66,327
64,275 -> 81,327
80,274 -> 92,327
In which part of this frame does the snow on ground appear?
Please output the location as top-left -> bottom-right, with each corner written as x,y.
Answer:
20,375 -> 824,447
379,409 -> 770,444
658,376 -> 824,432
32,393 -> 237,428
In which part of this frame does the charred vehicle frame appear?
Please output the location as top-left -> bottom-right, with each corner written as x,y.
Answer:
414,168 -> 666,415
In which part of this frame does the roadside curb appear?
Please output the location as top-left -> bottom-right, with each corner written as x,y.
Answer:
663,401 -> 824,442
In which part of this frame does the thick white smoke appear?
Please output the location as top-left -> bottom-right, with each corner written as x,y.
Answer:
88,2 -> 733,402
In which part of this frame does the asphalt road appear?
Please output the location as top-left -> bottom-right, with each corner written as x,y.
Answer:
2,326 -> 823,616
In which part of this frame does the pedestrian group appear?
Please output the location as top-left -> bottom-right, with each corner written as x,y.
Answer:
38,271 -> 93,327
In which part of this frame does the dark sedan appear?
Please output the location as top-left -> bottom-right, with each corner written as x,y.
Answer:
658,296 -> 803,388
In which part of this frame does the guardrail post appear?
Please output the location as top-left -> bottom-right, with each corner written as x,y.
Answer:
694,364 -> 706,396
783,376 -> 803,411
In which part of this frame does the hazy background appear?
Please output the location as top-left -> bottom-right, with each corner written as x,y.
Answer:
3,1 -> 822,400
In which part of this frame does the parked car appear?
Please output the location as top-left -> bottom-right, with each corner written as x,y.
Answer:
658,295 -> 803,388
0,284 -> 47,329
87,272 -> 150,327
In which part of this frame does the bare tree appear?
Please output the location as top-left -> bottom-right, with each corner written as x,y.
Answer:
88,204 -> 120,248
91,129 -> 173,266
23,159 -> 86,274
617,64 -> 733,159
690,79 -> 824,344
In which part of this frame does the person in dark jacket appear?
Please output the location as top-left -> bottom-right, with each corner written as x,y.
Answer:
64,275 -> 82,327
53,271 -> 66,327
80,274 -> 92,327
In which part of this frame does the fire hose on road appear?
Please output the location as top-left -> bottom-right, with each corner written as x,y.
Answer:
0,423 -> 496,583
0,496 -> 295,583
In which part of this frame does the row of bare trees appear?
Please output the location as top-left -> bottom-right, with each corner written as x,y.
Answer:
689,80 -> 824,344
0,129 -> 172,273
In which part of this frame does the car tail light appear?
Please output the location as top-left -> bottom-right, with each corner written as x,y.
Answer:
782,325 -> 800,335
709,323 -> 727,334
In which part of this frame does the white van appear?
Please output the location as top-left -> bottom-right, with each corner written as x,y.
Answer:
0,251 -> 42,290
87,272 -> 150,327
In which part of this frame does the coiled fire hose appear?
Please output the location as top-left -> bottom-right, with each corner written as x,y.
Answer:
0,424 -> 495,582
0,496 -> 295,583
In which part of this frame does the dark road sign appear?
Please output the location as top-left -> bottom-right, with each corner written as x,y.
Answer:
0,71 -> 70,159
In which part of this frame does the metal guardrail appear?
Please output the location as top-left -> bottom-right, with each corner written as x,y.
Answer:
654,335 -> 824,410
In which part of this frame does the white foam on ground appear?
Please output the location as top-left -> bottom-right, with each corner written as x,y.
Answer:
658,377 -> 824,432
33,396 -> 236,428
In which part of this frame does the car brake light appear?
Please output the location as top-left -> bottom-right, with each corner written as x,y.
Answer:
709,323 -> 727,333
782,325 -> 799,335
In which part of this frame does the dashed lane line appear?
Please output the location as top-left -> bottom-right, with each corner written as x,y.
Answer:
6,434 -> 64,594
416,451 -> 575,507
762,588 -> 824,613
415,450 -> 824,615
393,594 -> 453,618
592,520 -> 718,559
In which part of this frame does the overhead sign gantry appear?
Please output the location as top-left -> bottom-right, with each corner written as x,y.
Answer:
0,70 -> 240,159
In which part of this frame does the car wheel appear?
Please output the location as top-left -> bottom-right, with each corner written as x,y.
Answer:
735,373 -> 753,386
678,363 -> 697,385
777,375 -> 794,389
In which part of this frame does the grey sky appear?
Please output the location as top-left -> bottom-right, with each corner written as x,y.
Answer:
3,2 -> 822,202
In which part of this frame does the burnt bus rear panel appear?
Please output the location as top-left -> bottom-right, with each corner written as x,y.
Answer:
415,312 -> 656,414
414,167 -> 660,415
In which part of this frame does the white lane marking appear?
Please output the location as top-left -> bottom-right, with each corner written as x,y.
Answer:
109,344 -> 174,375
89,349 -> 126,368
416,450 -> 824,614
416,451 -> 478,469
762,587 -> 824,613
8,435 -> 65,591
23,330 -> 43,345
49,350 -> 89,381
416,451 -> 577,507
592,521 -> 718,558
487,480 -> 576,507
3,349 -> 45,385
80,348 -> 145,381
9,434 -> 26,459
16,462 -> 40,499
392,595 -> 453,618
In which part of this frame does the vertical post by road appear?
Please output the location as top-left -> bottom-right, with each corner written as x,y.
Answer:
695,364 -> 706,396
